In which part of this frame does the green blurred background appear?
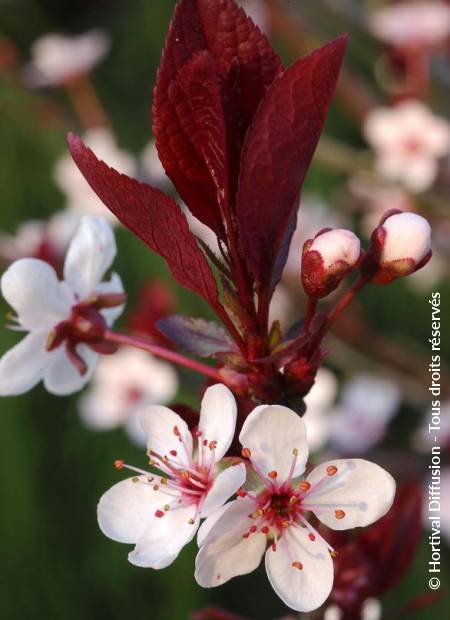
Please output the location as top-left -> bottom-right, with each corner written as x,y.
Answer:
0,1 -> 449,618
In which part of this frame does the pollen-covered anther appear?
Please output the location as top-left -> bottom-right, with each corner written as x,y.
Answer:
209,440 -> 217,450
282,520 -> 290,528
237,488 -> 247,497
155,510 -> 165,518
173,425 -> 181,437
335,509 -> 346,520
153,484 -> 160,491
242,532 -> 250,539
160,477 -> 168,485
132,477 -> 139,483
268,470 -> 278,479
292,561 -> 303,570
261,526 -> 270,534
188,518 -> 195,525
299,481 -> 311,492
169,450 -> 177,457
181,471 -> 190,481
114,459 -> 125,470
327,465 -> 338,476
330,550 -> 338,558
251,508 -> 264,518
289,495 -> 298,505
292,448 -> 299,456
250,525 -> 257,533
309,533 -> 316,541
163,504 -> 170,511
241,447 -> 251,459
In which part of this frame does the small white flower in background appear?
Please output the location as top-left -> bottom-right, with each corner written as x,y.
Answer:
364,101 -> 450,193
0,216 -> 125,396
196,405 -> 395,612
79,347 -> 178,445
54,127 -> 137,223
329,374 -> 401,454
98,384 -> 246,568
368,1 -> 450,50
303,367 -> 338,452
23,30 -> 111,87
325,598 -> 382,620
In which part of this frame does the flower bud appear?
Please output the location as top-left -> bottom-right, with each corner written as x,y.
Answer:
301,228 -> 361,298
365,211 -> 432,283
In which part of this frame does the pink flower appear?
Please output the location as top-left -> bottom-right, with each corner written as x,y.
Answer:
97,384 -> 246,568
364,101 -> 450,193
369,1 -> 450,50
195,405 -> 395,612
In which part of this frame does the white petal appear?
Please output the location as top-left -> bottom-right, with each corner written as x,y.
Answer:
200,463 -> 246,518
197,504 -> 229,547
78,386 -> 127,430
239,405 -> 308,482
43,344 -> 97,395
63,216 -> 116,299
128,504 -> 199,569
1,258 -> 73,329
98,476 -> 165,544
265,526 -> 334,612
195,498 -> 266,587
303,459 -> 396,530
97,272 -> 126,326
0,331 -> 51,395
198,384 -> 237,461
140,405 -> 193,463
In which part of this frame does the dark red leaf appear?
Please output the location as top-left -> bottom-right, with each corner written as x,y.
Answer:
236,36 -> 347,298
153,0 -> 282,234
67,133 -> 219,309
158,315 -> 236,357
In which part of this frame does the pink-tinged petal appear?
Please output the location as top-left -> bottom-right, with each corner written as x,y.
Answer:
43,344 -> 97,395
197,504 -> 228,547
98,476 -> 167,544
239,405 -> 308,482
1,258 -> 73,330
195,498 -> 266,587
140,405 -> 193,463
97,272 -> 126,325
304,459 -> 396,530
198,384 -> 237,461
265,526 -> 334,612
201,463 -> 246,518
63,216 -> 116,299
78,386 -> 127,430
128,504 -> 199,569
0,331 -> 51,396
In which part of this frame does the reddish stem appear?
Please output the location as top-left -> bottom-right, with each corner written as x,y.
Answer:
104,330 -> 222,382
303,297 -> 318,334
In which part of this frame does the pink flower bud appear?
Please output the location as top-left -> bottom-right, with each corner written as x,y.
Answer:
301,228 -> 361,298
366,211 -> 432,283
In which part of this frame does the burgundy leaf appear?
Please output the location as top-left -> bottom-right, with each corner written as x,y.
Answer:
158,315 -> 236,357
236,36 -> 347,298
67,133 -> 219,308
153,0 -> 282,234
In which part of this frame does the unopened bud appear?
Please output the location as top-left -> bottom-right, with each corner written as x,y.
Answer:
365,211 -> 432,283
301,228 -> 361,298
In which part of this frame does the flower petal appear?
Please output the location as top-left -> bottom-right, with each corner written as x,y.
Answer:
303,459 -> 396,530
198,384 -> 237,461
200,463 -> 246,518
197,504 -> 228,547
239,405 -> 308,482
43,344 -> 97,395
265,525 -> 334,612
140,405 -> 193,464
97,272 -> 126,325
128,504 -> 199,569
1,258 -> 73,329
63,216 -> 116,299
98,476 -> 165,544
195,498 -> 266,587
0,331 -> 51,395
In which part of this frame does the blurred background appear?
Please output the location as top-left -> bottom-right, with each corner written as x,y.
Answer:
0,0 -> 449,618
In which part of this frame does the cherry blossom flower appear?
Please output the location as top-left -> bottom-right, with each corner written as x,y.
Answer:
363,101 -> 450,192
97,384 -> 246,568
195,405 -> 395,612
54,128 -> 137,223
23,30 -> 111,87
368,1 -> 450,50
329,373 -> 401,454
302,229 -> 361,298
0,216 -> 125,396
79,347 -> 178,445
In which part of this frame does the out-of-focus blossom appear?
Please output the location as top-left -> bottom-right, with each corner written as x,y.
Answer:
329,373 -> 401,454
302,228 -> 361,298
54,127 -> 137,223
0,210 -> 78,270
24,30 -> 111,87
364,101 -> 450,192
196,405 -> 395,612
369,1 -> 450,50
79,347 -> 178,445
303,367 -> 338,452
0,216 -> 125,396
98,384 -> 246,568
139,140 -> 170,189
325,598 -> 382,620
